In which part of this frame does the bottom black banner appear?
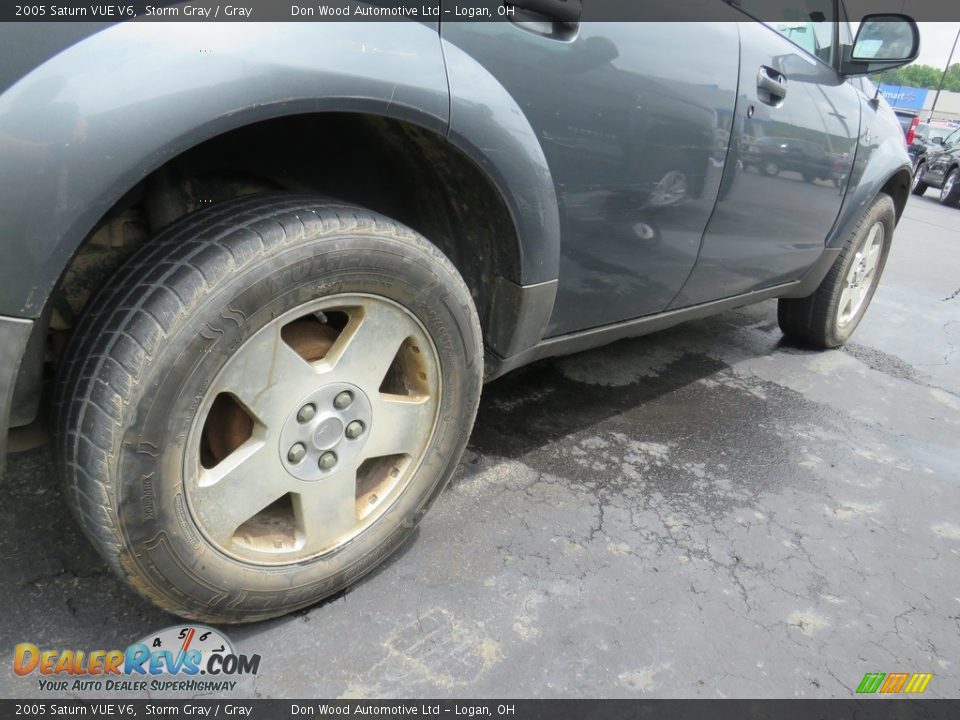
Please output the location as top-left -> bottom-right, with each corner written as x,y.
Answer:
1,700 -> 957,719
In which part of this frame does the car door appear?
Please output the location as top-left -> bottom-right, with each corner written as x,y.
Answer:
441,2 -> 741,336
671,0 -> 861,308
925,127 -> 960,187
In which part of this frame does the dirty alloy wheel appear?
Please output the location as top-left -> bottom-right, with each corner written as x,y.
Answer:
777,193 -> 895,348
939,168 -> 960,207
55,195 -> 482,622
833,219 -> 885,328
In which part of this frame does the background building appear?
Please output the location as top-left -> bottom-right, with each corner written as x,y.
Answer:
879,83 -> 960,121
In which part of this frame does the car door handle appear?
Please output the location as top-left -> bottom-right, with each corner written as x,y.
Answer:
757,66 -> 788,106
505,0 -> 582,23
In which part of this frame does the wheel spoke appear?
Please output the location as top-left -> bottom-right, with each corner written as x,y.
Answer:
860,226 -> 883,287
213,322 -> 322,426
192,442 -> 290,546
294,469 -> 359,553
326,302 -> 422,392
364,397 -> 435,459
838,287 -> 854,320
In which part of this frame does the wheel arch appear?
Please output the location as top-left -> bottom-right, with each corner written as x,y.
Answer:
826,135 -> 913,249
23,108 -> 543,422
880,167 -> 912,223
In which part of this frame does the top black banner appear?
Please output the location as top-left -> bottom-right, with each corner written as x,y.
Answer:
3,0 -> 960,23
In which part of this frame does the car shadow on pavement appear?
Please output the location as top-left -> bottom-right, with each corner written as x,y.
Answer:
470,348 -> 727,462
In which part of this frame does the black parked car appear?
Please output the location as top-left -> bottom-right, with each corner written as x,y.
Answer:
908,121 -> 957,167
912,125 -> 960,205
0,9 -> 922,621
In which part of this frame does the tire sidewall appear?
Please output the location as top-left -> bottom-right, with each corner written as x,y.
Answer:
114,233 -> 480,620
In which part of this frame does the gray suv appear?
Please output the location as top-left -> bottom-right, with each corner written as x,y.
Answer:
0,4 -> 919,621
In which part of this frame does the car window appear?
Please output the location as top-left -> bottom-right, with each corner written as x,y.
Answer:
926,126 -> 956,143
896,114 -> 916,133
733,0 -> 837,65
945,129 -> 960,146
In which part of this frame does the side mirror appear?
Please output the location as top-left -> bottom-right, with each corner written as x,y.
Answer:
932,137 -> 944,146
840,14 -> 920,77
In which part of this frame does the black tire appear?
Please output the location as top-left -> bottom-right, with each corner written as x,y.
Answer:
911,162 -> 928,196
761,160 -> 780,177
777,193 -> 895,349
54,195 -> 483,622
939,167 -> 960,207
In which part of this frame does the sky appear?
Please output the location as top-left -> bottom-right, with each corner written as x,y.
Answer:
912,22 -> 959,67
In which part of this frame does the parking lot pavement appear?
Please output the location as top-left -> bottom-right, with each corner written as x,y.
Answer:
2,194 -> 959,700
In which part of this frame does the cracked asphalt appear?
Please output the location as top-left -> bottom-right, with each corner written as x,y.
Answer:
2,194 -> 959,700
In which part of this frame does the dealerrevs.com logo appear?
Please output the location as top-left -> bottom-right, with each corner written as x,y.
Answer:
14,625 -> 261,693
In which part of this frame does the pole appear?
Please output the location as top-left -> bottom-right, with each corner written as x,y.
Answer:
929,26 -> 960,122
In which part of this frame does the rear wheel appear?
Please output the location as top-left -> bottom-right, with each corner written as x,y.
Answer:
911,162 -> 928,196
55,195 -> 483,622
939,167 -> 960,207
777,194 -> 894,348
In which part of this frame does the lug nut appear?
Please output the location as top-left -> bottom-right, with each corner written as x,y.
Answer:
297,404 -> 316,423
345,421 -> 366,439
334,391 -> 354,410
287,443 -> 307,464
318,451 -> 338,471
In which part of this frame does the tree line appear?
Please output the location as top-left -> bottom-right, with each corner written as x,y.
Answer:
870,63 -> 960,92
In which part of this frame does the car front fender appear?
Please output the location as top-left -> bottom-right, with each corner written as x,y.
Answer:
827,97 -> 913,249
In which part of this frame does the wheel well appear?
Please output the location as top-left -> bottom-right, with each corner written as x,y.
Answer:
881,168 -> 911,223
45,112 -> 520,363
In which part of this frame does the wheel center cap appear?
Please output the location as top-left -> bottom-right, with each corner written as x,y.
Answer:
279,382 -> 372,482
851,255 -> 867,287
313,417 -> 344,450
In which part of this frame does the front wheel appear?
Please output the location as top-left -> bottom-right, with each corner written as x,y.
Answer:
55,195 -> 483,622
939,167 -> 960,207
777,193 -> 894,348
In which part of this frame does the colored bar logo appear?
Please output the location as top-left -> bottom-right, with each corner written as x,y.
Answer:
856,672 -> 932,694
